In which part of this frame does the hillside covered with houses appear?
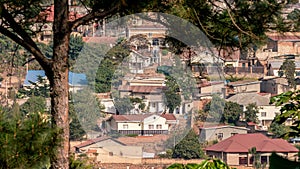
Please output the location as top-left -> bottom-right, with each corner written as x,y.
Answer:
1,1 -> 300,169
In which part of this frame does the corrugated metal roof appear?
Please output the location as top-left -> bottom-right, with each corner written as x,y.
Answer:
226,92 -> 270,106
206,133 -> 299,153
23,70 -> 88,86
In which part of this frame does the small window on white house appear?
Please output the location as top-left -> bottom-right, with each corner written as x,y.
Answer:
261,112 -> 266,117
156,124 -> 162,129
109,152 -> 113,156
149,124 -> 154,129
123,124 -> 128,129
217,133 -> 223,140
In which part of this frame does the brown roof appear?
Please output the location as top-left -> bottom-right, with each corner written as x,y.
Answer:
112,114 -> 153,122
118,85 -> 165,93
160,114 -> 176,121
267,32 -> 300,42
117,134 -> 169,145
82,37 -> 118,44
206,133 -> 298,153
112,113 -> 176,122
75,136 -> 125,148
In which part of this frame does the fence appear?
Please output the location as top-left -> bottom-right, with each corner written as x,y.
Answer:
224,66 -> 264,74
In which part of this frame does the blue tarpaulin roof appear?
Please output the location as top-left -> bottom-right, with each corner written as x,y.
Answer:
23,70 -> 88,86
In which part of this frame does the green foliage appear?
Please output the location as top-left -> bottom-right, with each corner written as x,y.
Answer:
279,59 -> 296,89
287,9 -> 300,31
269,152 -> 300,169
162,49 -> 169,56
69,103 -> 86,141
194,110 -> 208,122
249,147 -> 267,169
172,130 -> 204,159
167,159 -> 234,169
164,76 -> 182,113
72,89 -> 104,132
223,101 -> 242,124
114,96 -> 134,114
204,96 -> 242,124
20,96 -> 47,115
69,155 -> 93,169
270,90 -> 300,138
0,108 -> 57,169
95,59 -> 115,93
244,103 -> 259,123
269,120 -> 290,138
158,149 -> 173,158
18,76 -> 50,98
168,0 -> 288,49
204,95 -> 225,122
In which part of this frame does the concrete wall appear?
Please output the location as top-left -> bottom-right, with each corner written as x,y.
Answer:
257,105 -> 281,130
200,127 -> 248,142
232,82 -> 261,93
260,78 -> 290,95
226,153 -> 239,166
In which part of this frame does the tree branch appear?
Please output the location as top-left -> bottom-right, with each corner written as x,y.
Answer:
0,26 -> 52,69
1,5 -> 51,69
70,3 -> 121,30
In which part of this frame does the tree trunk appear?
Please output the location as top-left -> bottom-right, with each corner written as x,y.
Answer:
48,0 -> 71,168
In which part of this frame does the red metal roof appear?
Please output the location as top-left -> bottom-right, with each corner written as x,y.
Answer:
160,114 -> 176,121
267,32 -> 300,42
118,85 -> 165,93
112,113 -> 176,122
112,114 -> 153,122
206,133 -> 299,153
75,136 -> 113,148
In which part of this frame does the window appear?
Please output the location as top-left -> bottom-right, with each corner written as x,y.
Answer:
109,152 -> 113,156
156,124 -> 162,129
239,157 -> 248,165
217,133 -> 223,140
261,112 -> 266,117
152,103 -> 156,108
123,124 -> 128,129
149,124 -> 154,129
261,156 -> 268,164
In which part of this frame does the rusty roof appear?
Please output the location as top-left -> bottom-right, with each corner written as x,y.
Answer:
160,113 -> 176,121
267,32 -> 300,42
112,113 -> 176,122
206,133 -> 299,153
74,136 -> 125,148
118,85 -> 166,93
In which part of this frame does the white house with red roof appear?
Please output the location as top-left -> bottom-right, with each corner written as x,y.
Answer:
205,133 -> 298,166
107,113 -> 177,135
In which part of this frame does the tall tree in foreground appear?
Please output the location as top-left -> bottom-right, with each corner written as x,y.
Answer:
0,1 -> 167,168
0,0 -> 292,168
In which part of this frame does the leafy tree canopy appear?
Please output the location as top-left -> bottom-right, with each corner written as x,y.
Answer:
279,59 -> 296,89
172,129 -> 204,159
270,90 -> 300,138
244,103 -> 259,123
